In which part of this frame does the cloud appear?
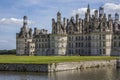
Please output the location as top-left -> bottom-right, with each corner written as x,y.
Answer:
72,8 -> 96,18
0,18 -> 34,25
103,3 -> 120,14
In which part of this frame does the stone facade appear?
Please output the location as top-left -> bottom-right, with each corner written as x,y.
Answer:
16,5 -> 120,56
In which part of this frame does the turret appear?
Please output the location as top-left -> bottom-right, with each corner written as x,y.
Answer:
108,14 -> 112,21
29,28 -> 32,38
33,27 -> 37,35
103,13 -> 107,21
99,7 -> 104,18
86,4 -> 91,22
52,18 -> 55,25
23,16 -> 28,27
108,14 -> 113,31
87,4 -> 90,14
57,11 -> 61,23
67,19 -> 69,24
94,10 -> 98,18
76,14 -> 79,24
115,13 -> 119,21
63,17 -> 67,26
63,17 -> 67,33
71,16 -> 74,22
79,18 -> 83,33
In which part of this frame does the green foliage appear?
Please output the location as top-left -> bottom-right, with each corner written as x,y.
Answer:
0,55 -> 119,64
0,49 -> 16,55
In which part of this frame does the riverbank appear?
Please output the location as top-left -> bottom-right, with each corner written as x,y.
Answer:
0,55 -> 119,72
0,60 -> 117,72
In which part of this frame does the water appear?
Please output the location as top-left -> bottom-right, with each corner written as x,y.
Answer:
0,67 -> 119,80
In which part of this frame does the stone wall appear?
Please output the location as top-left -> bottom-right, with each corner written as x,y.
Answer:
116,59 -> 120,68
49,60 -> 116,72
0,64 -> 49,72
0,60 -> 117,72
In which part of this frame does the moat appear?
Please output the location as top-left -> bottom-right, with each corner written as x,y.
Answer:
0,67 -> 119,80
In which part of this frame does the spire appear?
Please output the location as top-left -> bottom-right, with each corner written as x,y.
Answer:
88,4 -> 90,9
87,4 -> 90,13
23,16 -> 28,27
86,4 -> 90,22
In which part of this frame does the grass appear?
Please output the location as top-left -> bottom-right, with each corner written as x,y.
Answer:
0,55 -> 119,64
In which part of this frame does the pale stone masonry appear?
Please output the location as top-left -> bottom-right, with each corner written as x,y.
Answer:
0,60 -> 116,72
16,5 -> 120,56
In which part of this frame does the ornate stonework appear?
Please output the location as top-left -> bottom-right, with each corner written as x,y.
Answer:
16,5 -> 120,56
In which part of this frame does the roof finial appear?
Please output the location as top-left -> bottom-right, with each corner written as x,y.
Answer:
88,4 -> 90,9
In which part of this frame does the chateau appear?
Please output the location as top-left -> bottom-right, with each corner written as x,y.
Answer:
16,5 -> 120,56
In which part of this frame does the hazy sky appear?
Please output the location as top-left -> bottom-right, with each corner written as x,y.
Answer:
0,0 -> 120,50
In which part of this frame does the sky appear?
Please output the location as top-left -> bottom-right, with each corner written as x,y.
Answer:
0,0 -> 120,50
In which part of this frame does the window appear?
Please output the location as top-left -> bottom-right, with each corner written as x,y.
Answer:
99,49 -> 102,54
79,43 -> 80,47
102,34 -> 105,39
69,37 -> 71,41
76,43 -> 78,47
81,43 -> 83,47
86,36 -> 87,40
119,42 -> 120,47
52,43 -> 54,47
81,36 -> 83,40
39,44 -> 41,48
61,45 -> 64,47
25,39 -> 27,42
52,36 -> 54,40
72,36 -> 74,41
76,37 -> 78,41
114,42 -> 117,47
103,41 -> 105,47
88,43 -> 91,47
88,36 -> 91,40
79,36 -> 81,40
69,49 -> 71,54
114,36 -> 116,39
103,49 -> 106,54
52,49 -> 54,54
99,35 -> 101,39
119,36 -> 120,39
45,39 -> 47,41
72,43 -> 73,48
